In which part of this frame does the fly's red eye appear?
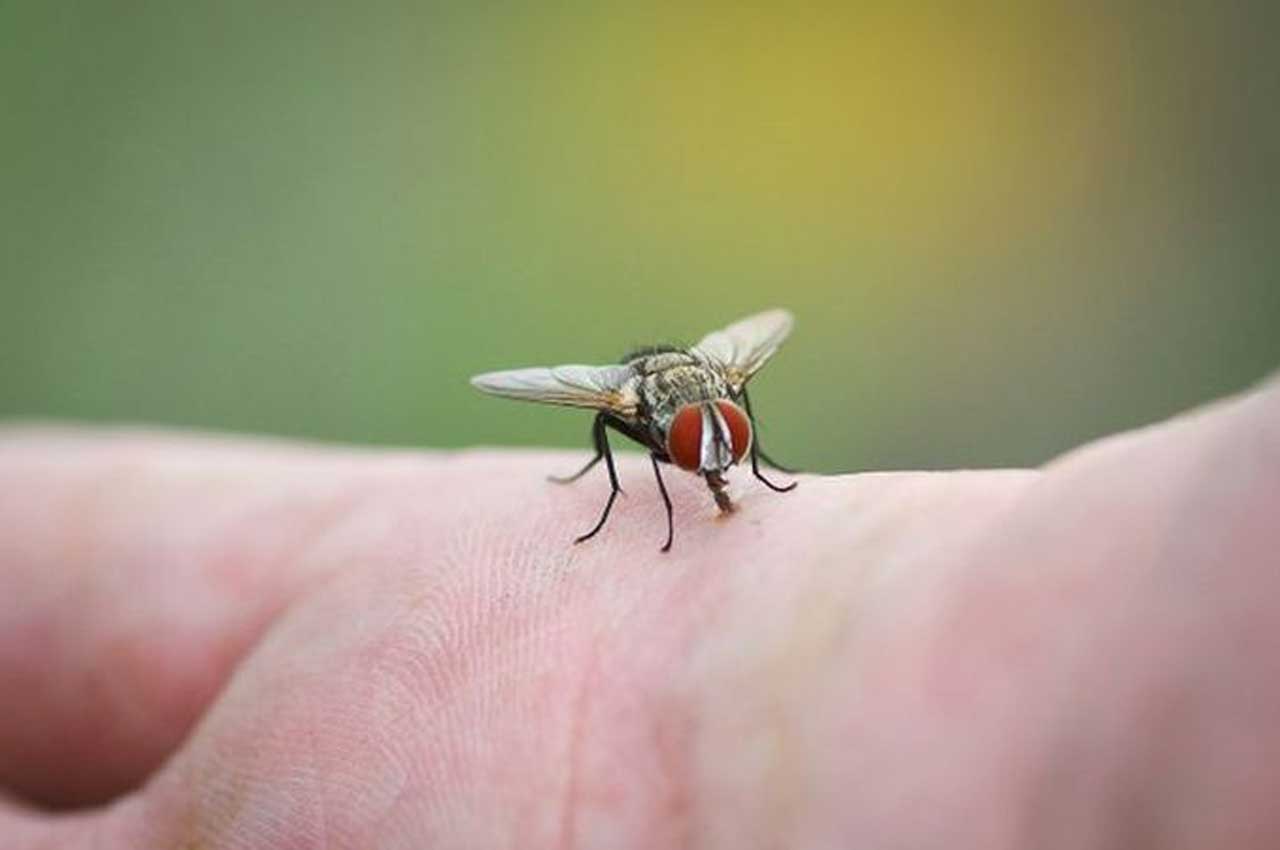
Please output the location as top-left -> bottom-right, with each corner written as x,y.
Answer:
666,404 -> 704,471
716,401 -> 753,463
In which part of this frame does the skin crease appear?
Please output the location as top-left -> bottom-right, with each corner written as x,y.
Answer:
0,377 -> 1277,848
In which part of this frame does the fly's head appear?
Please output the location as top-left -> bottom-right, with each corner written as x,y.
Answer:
664,400 -> 752,476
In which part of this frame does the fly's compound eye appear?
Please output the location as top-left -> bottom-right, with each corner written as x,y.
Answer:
666,401 -> 754,471
666,404 -> 705,471
716,400 -> 753,464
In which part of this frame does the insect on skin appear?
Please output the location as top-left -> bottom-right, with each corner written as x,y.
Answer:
470,309 -> 799,551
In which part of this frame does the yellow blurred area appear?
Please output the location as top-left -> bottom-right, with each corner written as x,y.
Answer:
557,7 -> 1087,238
459,5 -> 1122,268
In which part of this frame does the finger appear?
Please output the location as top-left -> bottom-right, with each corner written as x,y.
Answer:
0,428 -> 441,807
129,458 -> 1035,848
0,790 -> 156,850
893,376 -> 1280,847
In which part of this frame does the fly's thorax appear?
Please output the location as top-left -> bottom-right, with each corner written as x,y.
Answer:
629,353 -> 731,433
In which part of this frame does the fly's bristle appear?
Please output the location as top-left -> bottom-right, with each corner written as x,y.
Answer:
619,343 -> 684,364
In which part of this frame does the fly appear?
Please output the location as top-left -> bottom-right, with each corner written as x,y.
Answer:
470,309 -> 798,551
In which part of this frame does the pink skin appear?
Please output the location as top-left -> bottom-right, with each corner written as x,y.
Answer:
1,377 -> 1279,849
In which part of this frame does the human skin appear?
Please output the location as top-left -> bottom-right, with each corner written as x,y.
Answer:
0,377 -> 1278,849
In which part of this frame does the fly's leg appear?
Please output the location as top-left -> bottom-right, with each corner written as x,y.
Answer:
650,454 -> 675,552
740,390 -> 799,491
550,422 -> 624,493
547,432 -> 602,484
574,414 -> 623,545
751,443 -> 797,492
757,447 -> 795,474
740,389 -> 799,474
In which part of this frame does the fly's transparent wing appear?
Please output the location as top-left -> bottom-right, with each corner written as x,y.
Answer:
470,363 -> 638,416
692,308 -> 794,393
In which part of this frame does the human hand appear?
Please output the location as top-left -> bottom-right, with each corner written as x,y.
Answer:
2,377 -> 1278,848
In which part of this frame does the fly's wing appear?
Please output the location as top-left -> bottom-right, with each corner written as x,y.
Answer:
470,363 -> 639,417
691,308 -> 794,394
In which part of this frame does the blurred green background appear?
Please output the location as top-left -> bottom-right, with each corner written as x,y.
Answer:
3,3 -> 1277,473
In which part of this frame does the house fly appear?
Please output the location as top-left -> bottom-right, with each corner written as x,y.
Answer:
470,309 -> 798,551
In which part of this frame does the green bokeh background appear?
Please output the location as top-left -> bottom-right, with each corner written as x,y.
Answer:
3,4 -> 1277,473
